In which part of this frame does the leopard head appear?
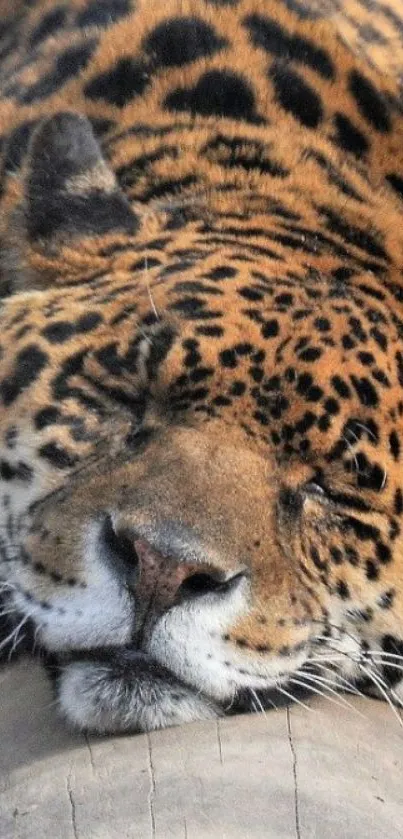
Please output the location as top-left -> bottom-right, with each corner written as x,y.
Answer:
2,112 -> 403,731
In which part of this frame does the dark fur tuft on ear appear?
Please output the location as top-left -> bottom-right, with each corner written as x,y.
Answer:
1,112 -> 140,294
26,112 -> 139,241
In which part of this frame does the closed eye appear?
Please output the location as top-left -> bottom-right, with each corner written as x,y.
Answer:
303,480 -> 327,498
303,480 -> 372,513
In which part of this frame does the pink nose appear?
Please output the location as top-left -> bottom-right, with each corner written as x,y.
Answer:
101,516 -> 246,612
133,537 -> 244,611
133,537 -> 205,608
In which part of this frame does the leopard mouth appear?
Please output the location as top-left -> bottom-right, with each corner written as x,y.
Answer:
44,642 -> 312,726
0,584 -> 327,732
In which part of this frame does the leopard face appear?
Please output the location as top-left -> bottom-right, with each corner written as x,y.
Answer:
1,0 -> 403,733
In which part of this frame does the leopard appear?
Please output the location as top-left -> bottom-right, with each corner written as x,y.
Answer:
1,0 -> 403,734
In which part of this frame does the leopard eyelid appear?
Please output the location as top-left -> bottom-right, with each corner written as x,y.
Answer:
303,480 -> 327,497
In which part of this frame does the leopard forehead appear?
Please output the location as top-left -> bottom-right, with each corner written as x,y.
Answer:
0,0 -> 403,695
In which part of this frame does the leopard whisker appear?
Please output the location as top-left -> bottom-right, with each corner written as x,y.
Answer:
367,659 -> 403,674
352,421 -> 377,442
313,639 -> 403,724
311,661 -> 367,698
0,613 -> 30,656
289,674 -> 363,716
0,607 -> 21,618
312,619 -> 371,651
341,432 -> 360,475
359,650 -> 403,662
275,682 -> 313,712
248,688 -> 269,716
308,653 -> 345,664
300,668 -> 363,702
356,662 -> 403,726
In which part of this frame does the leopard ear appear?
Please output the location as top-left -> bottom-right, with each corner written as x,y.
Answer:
3,112 -> 139,291
26,112 -> 138,242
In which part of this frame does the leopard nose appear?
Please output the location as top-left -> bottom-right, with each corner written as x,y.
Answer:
100,515 -> 246,609
134,536 -> 246,608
